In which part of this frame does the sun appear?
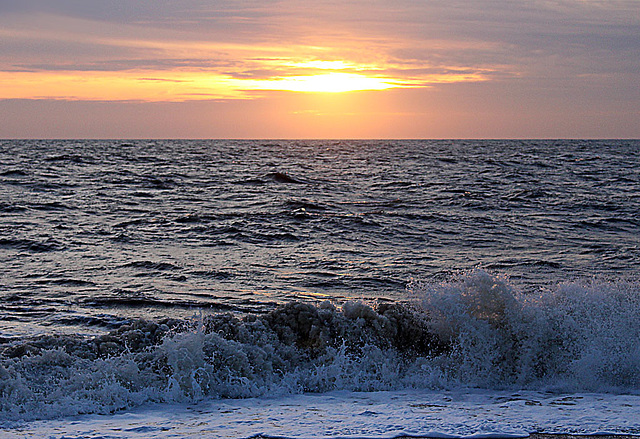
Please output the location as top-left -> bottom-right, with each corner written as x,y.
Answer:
249,72 -> 404,93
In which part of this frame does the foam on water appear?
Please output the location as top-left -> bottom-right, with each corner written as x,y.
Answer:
411,270 -> 640,392
4,390 -> 640,438
1,270 -> 639,431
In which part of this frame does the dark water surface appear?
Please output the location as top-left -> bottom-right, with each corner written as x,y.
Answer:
1,139 -> 639,336
2,140 -> 640,426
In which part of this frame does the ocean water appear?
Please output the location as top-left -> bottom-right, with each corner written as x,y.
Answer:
1,139 -> 639,437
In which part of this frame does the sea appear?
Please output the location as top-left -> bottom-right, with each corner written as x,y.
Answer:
1,139 -> 639,438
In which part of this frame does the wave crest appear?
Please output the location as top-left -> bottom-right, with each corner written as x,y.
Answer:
411,269 -> 640,391
2,270 -> 639,422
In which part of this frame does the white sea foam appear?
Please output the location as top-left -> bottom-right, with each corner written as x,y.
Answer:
3,389 -> 640,438
410,270 -> 640,392
1,270 -> 639,430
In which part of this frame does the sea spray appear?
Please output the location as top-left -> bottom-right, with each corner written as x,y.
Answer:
2,270 -> 639,422
0,299 -> 444,421
410,270 -> 640,391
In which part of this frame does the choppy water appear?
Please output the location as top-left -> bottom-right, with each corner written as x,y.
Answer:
2,139 -> 638,335
1,139 -> 639,435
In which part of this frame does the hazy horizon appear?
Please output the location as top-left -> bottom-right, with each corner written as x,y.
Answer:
3,137 -> 640,141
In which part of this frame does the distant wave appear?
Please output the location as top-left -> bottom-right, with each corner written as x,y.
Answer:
1,270 -> 639,422
0,238 -> 64,253
265,171 -> 307,184
0,170 -> 28,177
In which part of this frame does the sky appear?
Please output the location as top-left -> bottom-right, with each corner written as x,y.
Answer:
1,0 -> 639,139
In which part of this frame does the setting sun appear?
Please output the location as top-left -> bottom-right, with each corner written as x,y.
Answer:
243,72 -> 407,93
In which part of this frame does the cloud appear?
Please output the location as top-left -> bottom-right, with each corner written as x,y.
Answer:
0,0 -> 638,107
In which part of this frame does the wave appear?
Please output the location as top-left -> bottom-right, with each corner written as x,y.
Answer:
0,169 -> 28,177
265,171 -> 307,184
84,295 -> 239,311
121,261 -> 181,271
43,154 -> 94,164
410,270 -> 640,392
1,270 -> 639,422
0,238 -> 63,253
0,203 -> 26,213
27,201 -> 74,211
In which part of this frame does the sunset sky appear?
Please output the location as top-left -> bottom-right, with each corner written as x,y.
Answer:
1,0 -> 639,138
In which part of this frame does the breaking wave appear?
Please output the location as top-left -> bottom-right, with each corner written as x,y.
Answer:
1,270 -> 639,422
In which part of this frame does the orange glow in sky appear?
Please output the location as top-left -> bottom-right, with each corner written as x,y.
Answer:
0,69 -> 411,101
0,47 -> 487,102
0,2 -> 638,138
